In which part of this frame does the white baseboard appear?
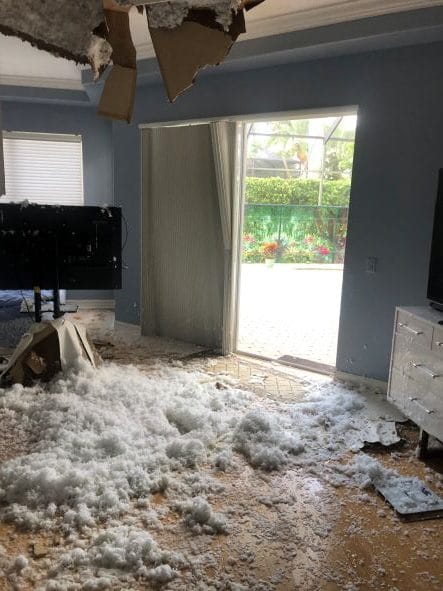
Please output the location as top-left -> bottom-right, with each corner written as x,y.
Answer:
334,370 -> 388,393
66,299 -> 115,310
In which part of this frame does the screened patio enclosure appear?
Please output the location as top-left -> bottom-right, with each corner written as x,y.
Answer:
237,113 -> 357,370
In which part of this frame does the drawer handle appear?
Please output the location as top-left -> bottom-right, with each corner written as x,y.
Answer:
398,323 -> 423,336
411,362 -> 440,379
408,397 -> 435,414
436,341 -> 443,347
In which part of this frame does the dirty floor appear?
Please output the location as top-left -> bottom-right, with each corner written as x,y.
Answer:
0,334 -> 442,591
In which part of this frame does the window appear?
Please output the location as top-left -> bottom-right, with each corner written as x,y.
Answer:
2,132 -> 84,206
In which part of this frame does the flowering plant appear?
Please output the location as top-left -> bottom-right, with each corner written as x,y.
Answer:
316,245 -> 330,256
261,241 -> 279,258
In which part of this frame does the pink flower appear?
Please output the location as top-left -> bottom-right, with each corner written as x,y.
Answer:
317,246 -> 330,256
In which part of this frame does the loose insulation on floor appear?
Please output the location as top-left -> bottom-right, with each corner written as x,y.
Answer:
0,361 -> 415,589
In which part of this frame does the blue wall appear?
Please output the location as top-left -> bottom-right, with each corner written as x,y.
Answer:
2,102 -> 114,299
113,41 -> 443,381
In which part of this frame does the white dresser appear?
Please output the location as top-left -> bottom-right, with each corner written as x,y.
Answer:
388,307 -> 443,456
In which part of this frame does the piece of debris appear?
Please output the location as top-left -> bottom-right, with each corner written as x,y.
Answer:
0,0 -> 111,75
0,319 -> 100,386
352,454 -> 443,521
376,477 -> 443,521
32,541 -> 48,559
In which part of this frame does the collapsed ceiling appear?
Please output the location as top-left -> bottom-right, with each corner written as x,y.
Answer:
0,0 -> 267,121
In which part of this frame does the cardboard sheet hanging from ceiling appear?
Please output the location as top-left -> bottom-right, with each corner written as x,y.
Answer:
147,7 -> 246,102
98,0 -> 138,122
122,0 -> 267,103
0,1 -> 267,122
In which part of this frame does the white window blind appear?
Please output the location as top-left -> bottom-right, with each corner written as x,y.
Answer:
2,132 -> 84,206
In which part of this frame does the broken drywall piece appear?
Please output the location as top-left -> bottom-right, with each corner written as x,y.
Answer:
376,476 -> 443,520
98,65 -> 138,122
0,0 -> 112,77
148,8 -> 246,102
0,1 -> 268,122
98,1 -> 138,121
353,455 -> 443,520
0,319 -> 100,386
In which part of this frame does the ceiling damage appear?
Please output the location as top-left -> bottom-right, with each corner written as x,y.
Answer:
0,0 -> 267,121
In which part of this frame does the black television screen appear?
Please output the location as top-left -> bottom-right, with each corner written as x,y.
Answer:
0,203 -> 122,290
428,170 -> 443,310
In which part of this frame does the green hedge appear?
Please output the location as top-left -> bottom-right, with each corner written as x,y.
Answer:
245,177 -> 351,206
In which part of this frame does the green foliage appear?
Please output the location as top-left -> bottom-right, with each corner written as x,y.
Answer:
245,177 -> 351,207
242,204 -> 348,264
323,141 -> 355,180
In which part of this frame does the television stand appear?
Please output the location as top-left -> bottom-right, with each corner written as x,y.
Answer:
388,307 -> 443,459
33,287 -> 42,323
32,287 -> 77,323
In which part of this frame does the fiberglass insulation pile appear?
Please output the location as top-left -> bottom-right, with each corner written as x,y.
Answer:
0,0 -> 111,72
0,361 -> 406,588
119,1 -> 243,30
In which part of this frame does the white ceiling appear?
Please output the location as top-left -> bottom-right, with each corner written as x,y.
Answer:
0,0 -> 442,90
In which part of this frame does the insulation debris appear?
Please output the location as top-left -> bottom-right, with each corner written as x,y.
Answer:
0,360 -> 421,588
115,2 -> 265,31
0,0 -> 111,76
176,496 -> 228,534
0,362 -> 404,534
141,1 -> 243,31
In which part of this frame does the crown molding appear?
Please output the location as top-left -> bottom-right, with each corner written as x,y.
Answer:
0,74 -> 83,91
245,0 -> 443,39
135,0 -> 443,59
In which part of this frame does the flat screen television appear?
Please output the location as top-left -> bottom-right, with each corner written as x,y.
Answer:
428,170 -> 443,311
0,203 -> 122,291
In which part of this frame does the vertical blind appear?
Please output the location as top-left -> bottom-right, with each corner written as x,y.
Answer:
2,132 -> 84,206
0,105 -> 5,196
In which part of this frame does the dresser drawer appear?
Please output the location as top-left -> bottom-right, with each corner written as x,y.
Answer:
404,353 -> 443,384
391,333 -> 435,373
396,310 -> 433,348
388,368 -> 416,411
432,325 -> 443,357
403,380 -> 443,415
404,397 -> 443,441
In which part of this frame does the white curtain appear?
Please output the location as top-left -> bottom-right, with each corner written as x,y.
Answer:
210,121 -> 246,354
0,103 -> 5,197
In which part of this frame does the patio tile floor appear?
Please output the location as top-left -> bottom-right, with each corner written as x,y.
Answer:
237,264 -> 343,367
